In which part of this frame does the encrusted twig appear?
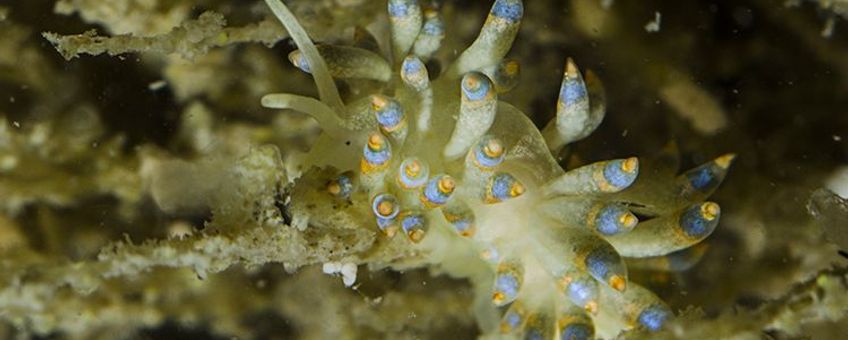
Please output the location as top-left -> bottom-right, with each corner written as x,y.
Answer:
0,222 -> 376,334
626,266 -> 848,339
42,11 -> 287,60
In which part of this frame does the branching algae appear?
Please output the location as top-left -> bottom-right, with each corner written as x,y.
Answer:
261,0 -> 734,338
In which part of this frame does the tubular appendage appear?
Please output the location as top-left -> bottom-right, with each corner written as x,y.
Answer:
678,153 -> 736,200
371,95 -> 408,143
541,198 -> 638,235
446,0 -> 524,77
607,202 -> 720,257
360,131 -> 392,190
420,174 -> 456,208
289,45 -> 391,81
442,201 -> 476,237
627,243 -> 710,272
557,271 -> 601,314
499,301 -> 528,334
326,171 -> 356,200
581,241 -> 628,291
373,193 -> 401,236
492,260 -> 524,306
483,172 -> 524,203
543,158 -> 639,197
615,152 -> 735,215
443,72 -> 497,160
261,93 -> 347,137
400,56 -> 433,134
388,0 -> 423,62
533,226 -> 628,292
264,0 -> 344,110
463,135 -> 506,188
400,211 -> 428,243
396,157 -> 429,189
523,312 -> 554,339
601,283 -> 673,331
543,59 -> 606,153
556,305 -> 595,340
412,6 -> 444,59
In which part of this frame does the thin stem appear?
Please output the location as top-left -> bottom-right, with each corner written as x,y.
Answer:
264,0 -> 345,111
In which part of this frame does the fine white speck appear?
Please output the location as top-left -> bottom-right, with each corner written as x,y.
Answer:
645,12 -> 661,33
322,262 -> 339,274
323,262 -> 358,287
340,263 -> 357,287
825,166 -> 848,199
148,80 -> 167,91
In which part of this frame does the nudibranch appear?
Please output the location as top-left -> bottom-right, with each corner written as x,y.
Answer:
261,0 -> 734,338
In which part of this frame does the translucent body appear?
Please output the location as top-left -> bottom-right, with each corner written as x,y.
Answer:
262,0 -> 732,338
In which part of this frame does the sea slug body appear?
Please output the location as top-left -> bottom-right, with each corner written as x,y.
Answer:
261,0 -> 734,337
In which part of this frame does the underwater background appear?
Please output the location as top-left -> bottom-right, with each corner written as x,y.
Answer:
0,0 -> 847,339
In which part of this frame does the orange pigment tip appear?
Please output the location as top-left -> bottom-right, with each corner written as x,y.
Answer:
621,157 -> 639,173
610,275 -> 627,292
